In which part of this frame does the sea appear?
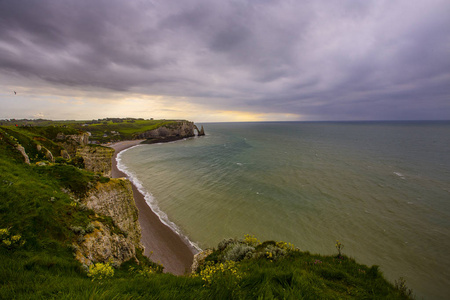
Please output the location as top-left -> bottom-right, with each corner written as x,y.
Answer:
117,121 -> 450,300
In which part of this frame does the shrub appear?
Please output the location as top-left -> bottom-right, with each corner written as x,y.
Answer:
367,265 -> 380,278
251,244 -> 288,261
395,277 -> 414,298
335,240 -> 344,257
77,236 -> 85,244
67,244 -> 79,253
129,265 -> 156,278
85,223 -> 95,234
70,226 -> 85,235
87,262 -> 114,281
0,228 -> 25,249
263,244 -> 286,261
222,243 -> 255,262
276,241 -> 297,251
69,156 -> 85,169
54,157 -> 67,164
218,238 -> 236,251
196,261 -> 241,287
98,176 -> 110,183
242,234 -> 260,247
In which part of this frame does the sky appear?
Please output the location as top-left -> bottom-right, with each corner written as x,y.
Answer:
1,0 -> 449,122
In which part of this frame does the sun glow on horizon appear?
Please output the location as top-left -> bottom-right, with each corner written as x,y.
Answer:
0,89 -> 303,122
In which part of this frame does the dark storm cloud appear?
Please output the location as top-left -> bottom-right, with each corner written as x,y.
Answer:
1,0 -> 449,120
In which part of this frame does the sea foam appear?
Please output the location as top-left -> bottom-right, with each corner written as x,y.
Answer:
393,172 -> 406,179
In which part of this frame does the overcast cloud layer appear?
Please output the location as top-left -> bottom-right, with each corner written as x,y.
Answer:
1,0 -> 449,121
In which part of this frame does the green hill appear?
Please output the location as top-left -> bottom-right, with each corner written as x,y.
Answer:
0,124 -> 413,299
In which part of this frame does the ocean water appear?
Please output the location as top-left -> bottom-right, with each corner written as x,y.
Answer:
117,121 -> 450,299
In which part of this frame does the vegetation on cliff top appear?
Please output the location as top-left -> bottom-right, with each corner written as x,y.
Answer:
0,118 -> 185,144
0,123 -> 413,299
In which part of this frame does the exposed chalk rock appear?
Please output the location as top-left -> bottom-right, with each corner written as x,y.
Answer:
76,145 -> 114,177
16,144 -> 30,165
74,221 -> 137,266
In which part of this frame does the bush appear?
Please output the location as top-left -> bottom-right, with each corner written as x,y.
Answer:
69,156 -> 85,169
87,262 -> 114,281
98,176 -> 110,183
0,228 -> 25,249
395,277 -> 414,298
262,244 -> 287,261
70,226 -> 85,235
218,238 -> 236,251
222,243 -> 255,262
54,157 -> 68,164
196,261 -> 241,287
129,265 -> 157,278
85,223 -> 95,234
242,234 -> 260,246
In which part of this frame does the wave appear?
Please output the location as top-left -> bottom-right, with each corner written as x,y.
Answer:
393,172 -> 406,179
116,145 -> 202,253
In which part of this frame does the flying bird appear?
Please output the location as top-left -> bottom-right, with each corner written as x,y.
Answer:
14,91 -> 16,95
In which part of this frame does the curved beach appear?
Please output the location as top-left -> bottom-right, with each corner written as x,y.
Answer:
108,140 -> 195,275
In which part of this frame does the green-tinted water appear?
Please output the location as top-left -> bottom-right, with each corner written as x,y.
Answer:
118,121 -> 450,299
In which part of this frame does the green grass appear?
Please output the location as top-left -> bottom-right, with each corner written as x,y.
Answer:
0,127 -> 64,163
193,238 -> 413,299
72,119 -> 183,142
1,118 -> 187,144
0,137 -> 92,249
0,127 -> 413,299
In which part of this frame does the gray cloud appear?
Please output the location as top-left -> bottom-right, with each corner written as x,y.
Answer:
1,0 -> 449,120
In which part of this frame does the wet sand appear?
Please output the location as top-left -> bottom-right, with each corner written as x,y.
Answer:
107,140 -> 195,275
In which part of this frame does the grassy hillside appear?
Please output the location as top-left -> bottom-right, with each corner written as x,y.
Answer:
0,127 -> 413,299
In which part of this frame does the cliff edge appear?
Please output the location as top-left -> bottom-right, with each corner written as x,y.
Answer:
74,178 -> 144,266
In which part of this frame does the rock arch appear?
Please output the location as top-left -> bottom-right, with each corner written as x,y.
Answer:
194,125 -> 205,136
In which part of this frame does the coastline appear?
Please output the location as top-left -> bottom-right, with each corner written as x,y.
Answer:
107,140 -> 195,275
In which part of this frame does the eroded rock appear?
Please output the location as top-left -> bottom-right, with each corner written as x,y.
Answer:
74,221 -> 136,266
83,179 -> 142,249
16,144 -> 30,165
76,145 -> 114,177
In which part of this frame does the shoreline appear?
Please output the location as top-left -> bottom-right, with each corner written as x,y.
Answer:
107,140 -> 195,275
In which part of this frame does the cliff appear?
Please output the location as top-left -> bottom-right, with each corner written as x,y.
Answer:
74,220 -> 139,266
75,178 -> 143,266
56,132 -> 90,158
76,145 -> 114,177
135,121 -> 200,142
83,179 -> 141,247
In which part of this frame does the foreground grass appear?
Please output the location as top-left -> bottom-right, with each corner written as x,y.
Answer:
0,129 -> 412,299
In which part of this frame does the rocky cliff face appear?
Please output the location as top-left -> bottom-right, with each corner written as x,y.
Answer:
84,179 -> 142,247
76,145 -> 114,177
75,221 -> 138,266
56,132 -> 90,158
135,121 -> 196,140
74,178 -> 143,266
